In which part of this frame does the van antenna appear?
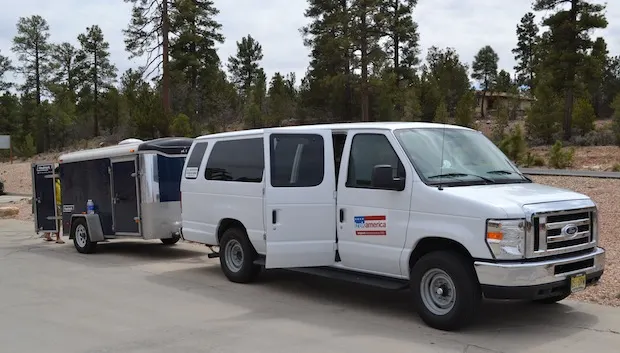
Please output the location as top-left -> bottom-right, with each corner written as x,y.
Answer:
438,122 -> 446,191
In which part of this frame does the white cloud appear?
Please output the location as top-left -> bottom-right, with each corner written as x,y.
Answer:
0,0 -> 618,87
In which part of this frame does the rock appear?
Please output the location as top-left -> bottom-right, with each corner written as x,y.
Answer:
0,206 -> 19,218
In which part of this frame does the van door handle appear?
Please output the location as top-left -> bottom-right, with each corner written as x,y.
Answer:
339,208 -> 344,223
272,210 -> 277,224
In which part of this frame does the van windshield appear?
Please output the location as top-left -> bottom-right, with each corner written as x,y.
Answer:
393,127 -> 530,186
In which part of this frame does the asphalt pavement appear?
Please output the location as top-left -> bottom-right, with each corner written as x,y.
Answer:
0,219 -> 619,353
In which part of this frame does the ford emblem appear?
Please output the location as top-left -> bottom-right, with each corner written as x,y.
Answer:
562,224 -> 579,237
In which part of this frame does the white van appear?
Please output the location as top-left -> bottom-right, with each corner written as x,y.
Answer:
180,122 -> 605,331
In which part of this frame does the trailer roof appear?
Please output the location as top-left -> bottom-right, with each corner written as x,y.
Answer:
59,137 -> 194,164
194,121 -> 471,141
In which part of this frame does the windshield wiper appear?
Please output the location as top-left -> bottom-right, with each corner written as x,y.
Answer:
486,169 -> 514,174
487,169 -> 532,182
427,172 -> 495,183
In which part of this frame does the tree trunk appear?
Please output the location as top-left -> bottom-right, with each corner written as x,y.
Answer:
563,0 -> 579,141
360,2 -> 369,122
393,0 -> 403,116
342,0 -> 352,122
94,51 -> 99,137
162,0 -> 171,123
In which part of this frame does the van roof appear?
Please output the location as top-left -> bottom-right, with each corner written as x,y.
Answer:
195,121 -> 471,141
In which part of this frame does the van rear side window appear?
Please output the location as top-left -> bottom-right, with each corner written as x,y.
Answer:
270,134 -> 324,187
205,138 -> 264,182
184,142 -> 208,179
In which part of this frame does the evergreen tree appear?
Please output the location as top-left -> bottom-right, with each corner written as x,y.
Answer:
495,70 -> 514,93
533,0 -> 607,140
227,35 -> 264,97
301,0 -> 354,122
124,0 -> 172,115
0,50 -> 12,92
512,12 -> 539,89
77,25 -> 118,136
11,15 -> 53,151
471,45 -> 499,118
169,0 -> 224,127
350,0 -> 385,121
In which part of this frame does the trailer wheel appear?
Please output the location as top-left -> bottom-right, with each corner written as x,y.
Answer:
410,250 -> 480,331
71,218 -> 97,254
161,233 -> 181,245
219,227 -> 260,283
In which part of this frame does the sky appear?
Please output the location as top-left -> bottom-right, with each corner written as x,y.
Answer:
0,0 -> 619,88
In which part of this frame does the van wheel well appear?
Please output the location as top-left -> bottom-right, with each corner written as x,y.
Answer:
217,218 -> 247,244
409,237 -> 473,273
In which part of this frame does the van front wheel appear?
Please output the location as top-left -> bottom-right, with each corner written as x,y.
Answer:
410,251 -> 481,331
219,227 -> 261,283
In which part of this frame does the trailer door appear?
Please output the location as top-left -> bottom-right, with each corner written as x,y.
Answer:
111,158 -> 140,234
32,163 -> 59,233
263,129 -> 337,269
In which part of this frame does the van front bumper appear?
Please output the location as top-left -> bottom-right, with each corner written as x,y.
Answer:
473,247 -> 605,300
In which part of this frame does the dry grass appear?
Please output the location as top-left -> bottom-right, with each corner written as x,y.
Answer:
1,152 -> 619,306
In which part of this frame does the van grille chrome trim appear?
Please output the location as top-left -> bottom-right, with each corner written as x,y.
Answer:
526,206 -> 598,259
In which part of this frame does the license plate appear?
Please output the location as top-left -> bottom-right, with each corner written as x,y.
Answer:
570,273 -> 587,293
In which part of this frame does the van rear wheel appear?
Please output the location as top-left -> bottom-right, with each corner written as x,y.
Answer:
219,227 -> 261,283
410,250 -> 480,331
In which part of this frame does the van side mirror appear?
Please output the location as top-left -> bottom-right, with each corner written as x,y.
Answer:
371,165 -> 405,191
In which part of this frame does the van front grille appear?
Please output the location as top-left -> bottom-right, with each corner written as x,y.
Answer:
530,209 -> 596,258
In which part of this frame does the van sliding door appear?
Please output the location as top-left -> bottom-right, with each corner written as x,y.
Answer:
263,130 -> 336,268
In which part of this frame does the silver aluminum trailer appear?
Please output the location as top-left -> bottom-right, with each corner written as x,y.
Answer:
32,137 -> 194,253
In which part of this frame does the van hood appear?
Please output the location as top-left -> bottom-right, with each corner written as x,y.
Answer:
441,182 -> 593,217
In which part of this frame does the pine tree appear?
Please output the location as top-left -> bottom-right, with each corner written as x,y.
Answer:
300,0 -> 354,122
49,42 -> 79,97
471,45 -> 499,118
227,35 -> 264,97
512,12 -> 539,90
169,0 -> 224,126
533,0 -> 607,140
350,0 -> 385,121
77,25 -> 118,136
11,15 -> 53,151
382,0 -> 419,83
495,70 -> 514,93
0,51 -> 12,92
124,0 -> 172,115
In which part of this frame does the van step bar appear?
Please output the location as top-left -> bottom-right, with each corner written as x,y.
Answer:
288,267 -> 409,290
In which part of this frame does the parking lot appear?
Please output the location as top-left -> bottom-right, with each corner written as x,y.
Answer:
1,219 -> 619,353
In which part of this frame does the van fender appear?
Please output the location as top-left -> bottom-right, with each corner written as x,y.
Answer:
70,214 -> 105,242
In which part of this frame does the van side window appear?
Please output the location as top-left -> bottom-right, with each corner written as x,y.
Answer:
270,134 -> 324,187
346,133 -> 405,189
184,142 -> 208,179
205,138 -> 264,182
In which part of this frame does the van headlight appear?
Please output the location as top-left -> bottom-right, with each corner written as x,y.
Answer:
486,219 -> 526,260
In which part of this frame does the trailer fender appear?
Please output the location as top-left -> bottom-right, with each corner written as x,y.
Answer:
70,214 -> 105,242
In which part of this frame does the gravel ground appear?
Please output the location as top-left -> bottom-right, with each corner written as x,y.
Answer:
1,161 -> 618,306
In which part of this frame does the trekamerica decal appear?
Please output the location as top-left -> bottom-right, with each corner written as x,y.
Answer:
354,215 -> 387,236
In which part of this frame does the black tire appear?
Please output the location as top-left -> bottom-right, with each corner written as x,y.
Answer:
161,233 -> 181,245
71,218 -> 97,254
219,227 -> 261,283
534,293 -> 571,304
410,250 -> 481,331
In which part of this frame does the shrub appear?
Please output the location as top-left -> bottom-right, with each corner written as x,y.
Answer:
572,97 -> 596,134
498,125 -> 527,163
521,152 -> 545,167
0,179 -> 4,196
612,163 -> 620,172
548,140 -> 575,169
570,127 -> 616,146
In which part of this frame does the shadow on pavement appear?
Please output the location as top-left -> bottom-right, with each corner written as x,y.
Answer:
144,264 -> 600,352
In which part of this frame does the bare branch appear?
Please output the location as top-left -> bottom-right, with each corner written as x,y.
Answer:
140,52 -> 163,77
144,58 -> 163,78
